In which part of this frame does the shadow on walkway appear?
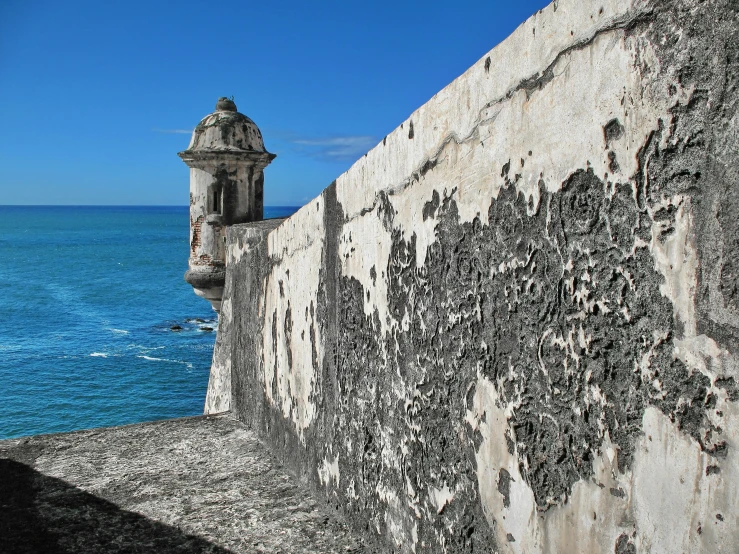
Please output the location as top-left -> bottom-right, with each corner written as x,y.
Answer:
0,459 -> 233,554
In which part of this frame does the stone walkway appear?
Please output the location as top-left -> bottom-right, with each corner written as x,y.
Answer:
0,414 -> 366,553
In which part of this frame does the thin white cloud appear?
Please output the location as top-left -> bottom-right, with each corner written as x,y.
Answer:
152,128 -> 193,135
285,134 -> 378,162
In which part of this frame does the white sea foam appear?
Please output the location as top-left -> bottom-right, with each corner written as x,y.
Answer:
108,328 -> 129,335
90,352 -> 108,358
127,344 -> 164,351
137,355 -> 193,369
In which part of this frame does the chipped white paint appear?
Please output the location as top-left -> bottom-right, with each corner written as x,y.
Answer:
675,335 -> 739,384
468,375 -> 540,553
632,406 -> 739,553
204,300 -> 230,414
318,453 -> 340,488
428,483 -> 454,515
651,193 -> 739,477
339,212 -> 394,336
469,374 -> 739,554
650,196 -> 698,337
260,201 -> 325,441
338,17 -> 692,332
226,230 -> 253,265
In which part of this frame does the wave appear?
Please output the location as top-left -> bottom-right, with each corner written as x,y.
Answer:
108,328 -> 129,335
136,355 -> 194,369
90,352 -> 108,358
185,318 -> 217,325
127,344 -> 164,351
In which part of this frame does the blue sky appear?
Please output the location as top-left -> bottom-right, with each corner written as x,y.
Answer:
0,0 -> 550,206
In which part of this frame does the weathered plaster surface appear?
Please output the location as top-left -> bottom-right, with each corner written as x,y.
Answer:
188,108 -> 266,153
225,0 -> 739,552
205,218 -> 286,414
258,206 -> 327,442
0,415 -> 365,553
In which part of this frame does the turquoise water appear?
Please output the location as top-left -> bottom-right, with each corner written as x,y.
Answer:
0,206 -> 298,439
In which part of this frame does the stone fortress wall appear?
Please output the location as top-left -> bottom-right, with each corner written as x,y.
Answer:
207,0 -> 739,551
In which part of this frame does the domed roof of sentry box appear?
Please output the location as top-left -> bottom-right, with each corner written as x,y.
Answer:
181,97 -> 269,155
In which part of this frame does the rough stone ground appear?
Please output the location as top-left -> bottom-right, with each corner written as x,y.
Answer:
0,414 -> 367,553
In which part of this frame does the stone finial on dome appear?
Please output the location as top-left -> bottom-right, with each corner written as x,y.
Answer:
215,97 -> 237,112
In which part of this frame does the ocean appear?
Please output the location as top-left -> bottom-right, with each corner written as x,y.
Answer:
0,206 -> 299,440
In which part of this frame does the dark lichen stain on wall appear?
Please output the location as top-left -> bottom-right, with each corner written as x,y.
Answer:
284,302 -> 293,371
614,533 -> 637,554
603,118 -> 625,148
497,469 -> 512,508
328,168 -> 735,548
641,0 -> 739,351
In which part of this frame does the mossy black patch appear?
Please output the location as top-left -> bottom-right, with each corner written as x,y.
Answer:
614,533 -> 636,554
331,167 -> 724,525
